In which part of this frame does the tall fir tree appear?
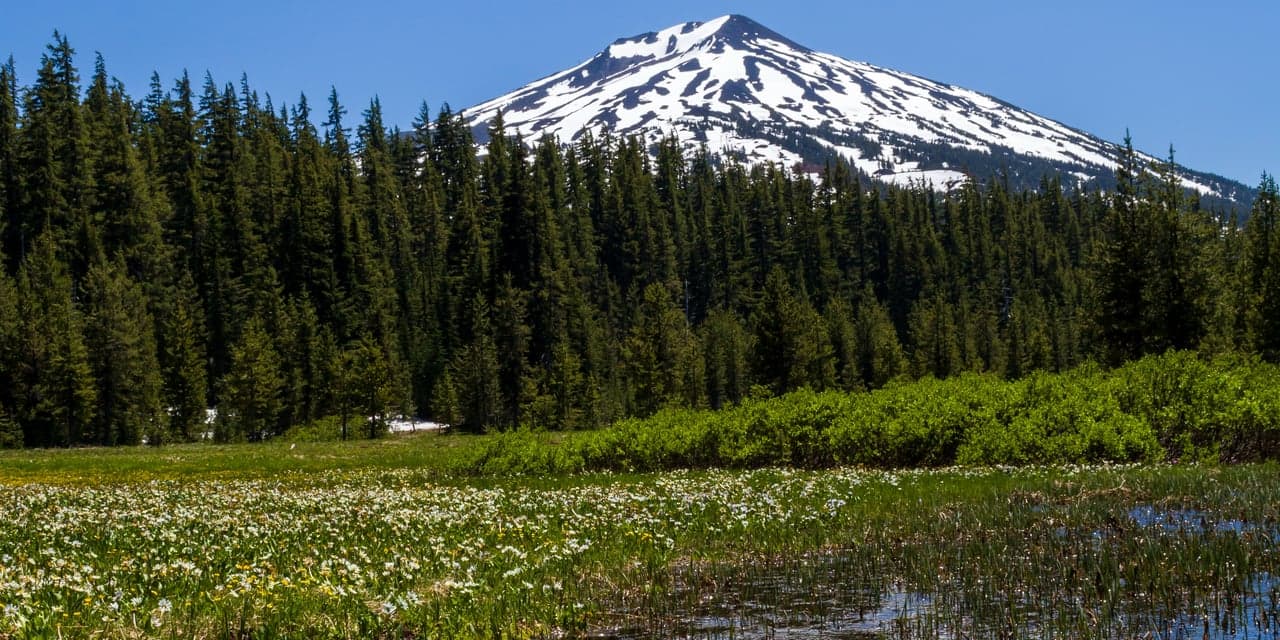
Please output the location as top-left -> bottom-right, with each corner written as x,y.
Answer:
158,269 -> 209,441
0,250 -> 21,447
449,295 -> 502,433
0,57 -> 20,270
1095,132 -> 1150,365
1140,147 -> 1212,353
824,298 -> 862,391
625,283 -> 703,416
18,33 -> 91,266
701,309 -> 752,409
492,278 -> 534,428
13,234 -> 96,447
751,267 -> 836,394
908,290 -> 963,379
1245,174 -> 1280,359
83,259 -> 166,446
218,316 -> 283,442
852,286 -> 906,389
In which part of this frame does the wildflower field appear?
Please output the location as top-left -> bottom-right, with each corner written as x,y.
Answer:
1,438 -> 1278,638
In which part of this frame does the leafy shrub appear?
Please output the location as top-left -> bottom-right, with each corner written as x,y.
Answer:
453,352 -> 1280,475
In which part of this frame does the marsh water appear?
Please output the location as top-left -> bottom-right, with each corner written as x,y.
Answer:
592,505 -> 1280,639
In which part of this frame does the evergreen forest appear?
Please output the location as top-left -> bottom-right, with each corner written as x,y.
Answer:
1,35 -> 1278,449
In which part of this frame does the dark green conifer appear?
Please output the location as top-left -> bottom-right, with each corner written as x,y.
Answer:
626,283 -> 703,416
158,269 -> 209,441
449,295 -> 502,433
0,57 -> 20,269
701,309 -> 752,409
14,235 -> 96,447
752,267 -> 835,393
218,316 -> 283,442
84,259 -> 166,446
1245,174 -> 1280,359
853,286 -> 906,388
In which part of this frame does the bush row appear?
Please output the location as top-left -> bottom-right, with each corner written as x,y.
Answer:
456,352 -> 1280,475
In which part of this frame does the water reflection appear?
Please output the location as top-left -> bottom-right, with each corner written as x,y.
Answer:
585,507 -> 1280,639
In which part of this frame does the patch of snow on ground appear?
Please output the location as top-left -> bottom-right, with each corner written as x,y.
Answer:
879,169 -> 969,190
388,418 -> 447,434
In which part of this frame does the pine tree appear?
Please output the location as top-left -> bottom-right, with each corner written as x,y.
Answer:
339,337 -> 398,438
158,269 -> 208,441
428,371 -> 461,428
655,137 -> 695,312
83,259 -> 166,446
401,101 -> 451,415
1005,290 -> 1054,378
0,252 -> 21,447
435,108 -> 490,345
1095,132 -> 1150,365
0,406 -> 19,450
84,54 -> 168,282
908,290 -> 964,379
824,298 -> 862,390
604,138 -> 677,295
853,286 -> 906,389
331,344 -> 361,441
524,136 -> 573,366
1141,147 -> 1212,353
701,309 -> 752,409
797,174 -> 840,307
751,267 -> 835,394
1245,173 -> 1280,359
449,295 -> 502,433
18,33 -> 91,264
218,316 -> 283,442
283,94 -> 334,303
14,235 -> 96,447
714,159 -> 755,314
626,283 -> 703,416
0,57 -> 20,270
276,294 -> 327,429
154,72 -> 208,282
561,144 -> 604,297
492,278 -> 534,428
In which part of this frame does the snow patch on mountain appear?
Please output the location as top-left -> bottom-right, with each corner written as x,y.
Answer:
466,15 -> 1236,200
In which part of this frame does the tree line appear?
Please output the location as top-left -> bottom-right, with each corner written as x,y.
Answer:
0,35 -> 1277,447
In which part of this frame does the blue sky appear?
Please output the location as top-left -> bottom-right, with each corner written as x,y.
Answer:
2,0 -> 1275,184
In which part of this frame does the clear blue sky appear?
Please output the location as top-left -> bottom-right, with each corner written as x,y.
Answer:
2,0 -> 1275,184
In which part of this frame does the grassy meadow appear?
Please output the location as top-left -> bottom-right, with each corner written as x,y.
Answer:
1,432 -> 1279,638
4,352 -> 1280,638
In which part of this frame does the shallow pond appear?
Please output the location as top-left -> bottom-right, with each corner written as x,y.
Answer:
591,505 -> 1280,639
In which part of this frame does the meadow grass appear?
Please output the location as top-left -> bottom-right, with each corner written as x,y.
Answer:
0,432 -> 471,485
5,350 -> 1280,637
1,442 -> 1278,638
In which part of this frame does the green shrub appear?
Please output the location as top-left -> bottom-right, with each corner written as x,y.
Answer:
451,351 -> 1280,475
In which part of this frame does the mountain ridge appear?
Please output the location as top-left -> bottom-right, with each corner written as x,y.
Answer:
465,15 -> 1253,207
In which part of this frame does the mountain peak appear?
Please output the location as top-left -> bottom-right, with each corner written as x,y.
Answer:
602,15 -> 807,62
465,16 -> 1246,204
712,15 -> 809,52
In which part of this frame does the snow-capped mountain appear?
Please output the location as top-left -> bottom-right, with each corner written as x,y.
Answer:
466,15 -> 1250,203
